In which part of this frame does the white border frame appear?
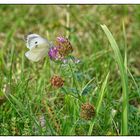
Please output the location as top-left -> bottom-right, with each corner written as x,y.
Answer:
0,1 -> 140,139
0,0 -> 140,4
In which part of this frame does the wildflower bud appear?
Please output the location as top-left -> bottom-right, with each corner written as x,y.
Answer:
80,103 -> 95,120
50,75 -> 64,88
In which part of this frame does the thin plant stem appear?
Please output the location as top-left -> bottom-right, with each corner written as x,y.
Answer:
68,63 -> 81,99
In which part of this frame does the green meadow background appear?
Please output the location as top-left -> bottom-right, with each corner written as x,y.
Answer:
0,5 -> 140,135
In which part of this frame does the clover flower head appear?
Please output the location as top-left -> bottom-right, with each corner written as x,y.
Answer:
80,103 -> 95,120
48,36 -> 73,63
50,75 -> 64,88
56,36 -> 73,57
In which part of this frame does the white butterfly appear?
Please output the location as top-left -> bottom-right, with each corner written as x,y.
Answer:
24,33 -> 50,62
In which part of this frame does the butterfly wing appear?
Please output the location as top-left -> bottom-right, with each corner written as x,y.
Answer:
25,33 -> 49,50
24,33 -> 51,62
25,43 -> 49,62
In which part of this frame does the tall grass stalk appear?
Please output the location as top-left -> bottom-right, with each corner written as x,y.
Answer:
66,4 -> 70,38
122,21 -> 127,71
101,25 -> 128,135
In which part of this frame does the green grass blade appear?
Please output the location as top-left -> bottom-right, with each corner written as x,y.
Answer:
122,21 -> 127,72
88,72 -> 110,135
80,77 -> 95,96
9,94 -> 43,134
96,73 -> 110,115
101,24 -> 128,135
127,68 -> 140,97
